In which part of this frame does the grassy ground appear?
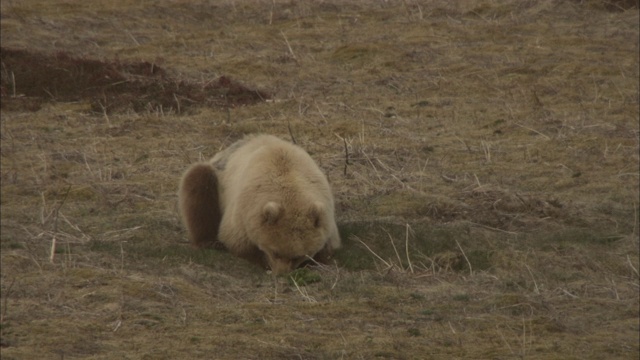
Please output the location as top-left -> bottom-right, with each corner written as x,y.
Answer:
1,0 -> 638,359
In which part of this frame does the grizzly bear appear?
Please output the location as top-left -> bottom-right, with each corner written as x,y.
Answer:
178,134 -> 341,274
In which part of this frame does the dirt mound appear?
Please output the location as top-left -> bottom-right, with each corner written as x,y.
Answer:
0,48 -> 269,113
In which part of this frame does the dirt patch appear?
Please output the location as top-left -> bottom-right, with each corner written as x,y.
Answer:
0,47 -> 269,113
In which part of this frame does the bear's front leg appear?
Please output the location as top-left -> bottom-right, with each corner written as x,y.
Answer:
312,243 -> 335,265
178,163 -> 222,248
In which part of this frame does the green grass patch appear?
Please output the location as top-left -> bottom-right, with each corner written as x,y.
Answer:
337,221 -> 493,272
287,268 -> 322,286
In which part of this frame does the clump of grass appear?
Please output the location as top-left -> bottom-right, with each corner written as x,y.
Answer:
287,268 -> 322,286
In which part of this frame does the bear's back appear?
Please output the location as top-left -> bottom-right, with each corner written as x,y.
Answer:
213,135 -> 331,211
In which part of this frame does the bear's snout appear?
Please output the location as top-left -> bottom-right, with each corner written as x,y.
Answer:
269,258 -> 295,275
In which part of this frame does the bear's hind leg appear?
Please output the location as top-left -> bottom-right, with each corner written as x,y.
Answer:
178,163 -> 222,248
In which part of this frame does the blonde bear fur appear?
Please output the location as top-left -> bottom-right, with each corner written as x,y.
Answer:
178,134 -> 341,274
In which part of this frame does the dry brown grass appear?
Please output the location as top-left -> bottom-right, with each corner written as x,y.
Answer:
1,0 -> 638,359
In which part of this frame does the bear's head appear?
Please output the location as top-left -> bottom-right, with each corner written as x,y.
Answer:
250,200 -> 330,275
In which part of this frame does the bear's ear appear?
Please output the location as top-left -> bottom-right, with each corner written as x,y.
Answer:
262,202 -> 282,225
309,202 -> 325,228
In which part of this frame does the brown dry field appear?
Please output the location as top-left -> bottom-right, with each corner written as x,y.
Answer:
1,0 -> 639,359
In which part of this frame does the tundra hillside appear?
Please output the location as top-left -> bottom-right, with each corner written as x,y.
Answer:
1,1 -> 638,359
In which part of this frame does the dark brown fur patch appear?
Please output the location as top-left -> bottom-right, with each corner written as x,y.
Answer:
235,245 -> 270,270
311,244 -> 334,264
178,163 -> 222,248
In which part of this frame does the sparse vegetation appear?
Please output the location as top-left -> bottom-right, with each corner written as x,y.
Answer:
1,0 -> 638,359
